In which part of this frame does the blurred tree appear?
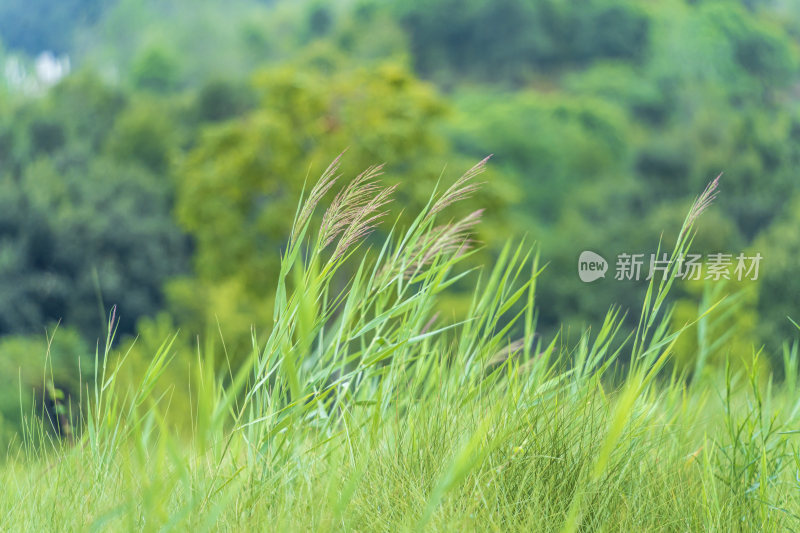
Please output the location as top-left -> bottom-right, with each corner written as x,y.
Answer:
306,2 -> 334,38
0,72 -> 127,173
0,74 -> 189,340
48,71 -> 128,150
78,0 -> 292,89
171,60 -> 514,354
647,1 -> 798,105
194,79 -> 256,123
563,63 -> 672,126
450,90 -> 630,223
397,0 -> 649,83
680,106 -> 800,239
0,155 -> 188,339
105,99 -> 177,173
130,44 -> 181,92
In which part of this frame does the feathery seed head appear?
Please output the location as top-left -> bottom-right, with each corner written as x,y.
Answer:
428,155 -> 491,219
682,173 -> 722,238
292,152 -> 344,245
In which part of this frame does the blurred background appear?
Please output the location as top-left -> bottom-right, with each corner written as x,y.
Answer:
1,0 -> 799,443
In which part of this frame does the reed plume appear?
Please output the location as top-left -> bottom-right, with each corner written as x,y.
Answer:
291,153 -> 343,245
426,155 -> 490,220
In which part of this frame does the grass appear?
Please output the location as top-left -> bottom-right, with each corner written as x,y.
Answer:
1,159 -> 799,531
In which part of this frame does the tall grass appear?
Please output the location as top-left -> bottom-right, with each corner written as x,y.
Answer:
1,159 -> 798,531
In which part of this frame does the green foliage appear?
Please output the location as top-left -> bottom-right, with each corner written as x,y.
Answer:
3,0 -> 800,469
0,74 -> 188,339
0,71 -> 126,170
754,198 -> 800,347
194,79 -> 256,123
0,326 -> 92,450
646,1 -> 798,103
671,280 -> 761,377
130,44 -> 182,92
704,1 -> 797,87
77,0 -> 327,88
171,62 -> 512,353
176,62 -> 445,283
105,99 -> 177,173
451,90 -> 630,223
429,0 -> 799,347
398,0 -> 650,83
0,156 -> 188,338
1,170 -> 799,530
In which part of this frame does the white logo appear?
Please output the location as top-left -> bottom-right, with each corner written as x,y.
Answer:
578,251 -> 608,282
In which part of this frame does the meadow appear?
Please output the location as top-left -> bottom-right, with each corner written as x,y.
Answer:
2,159 -> 798,531
3,2 -> 800,530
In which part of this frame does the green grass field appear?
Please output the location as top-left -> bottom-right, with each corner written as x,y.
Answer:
1,160 -> 798,531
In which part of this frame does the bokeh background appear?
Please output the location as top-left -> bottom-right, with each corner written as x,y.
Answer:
1,0 -> 799,444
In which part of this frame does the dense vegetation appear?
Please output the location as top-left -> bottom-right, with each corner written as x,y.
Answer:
1,0 -> 799,529
2,162 -> 799,530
